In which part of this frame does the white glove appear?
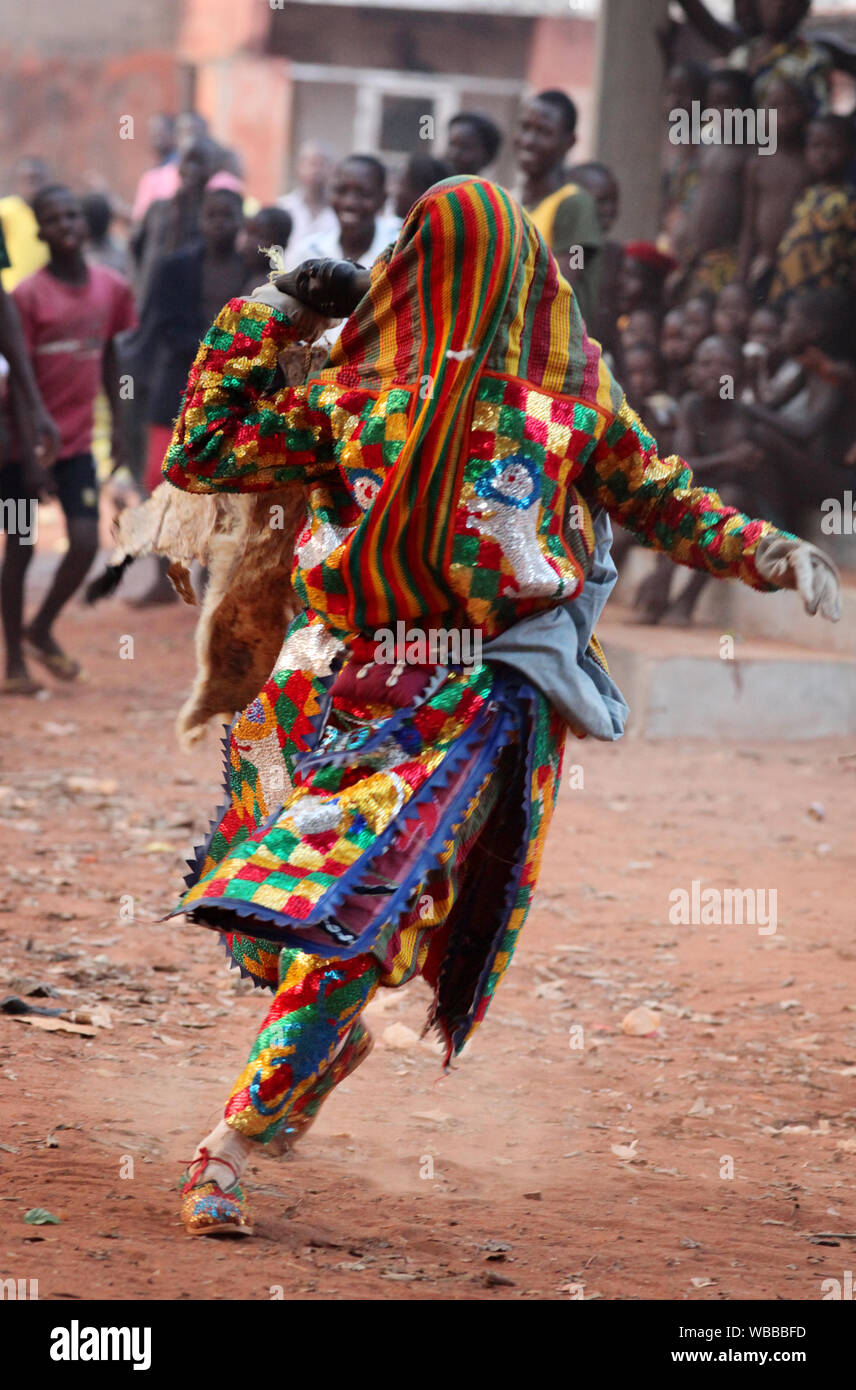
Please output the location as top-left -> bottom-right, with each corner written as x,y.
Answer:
247,282 -> 332,340
755,534 -> 841,622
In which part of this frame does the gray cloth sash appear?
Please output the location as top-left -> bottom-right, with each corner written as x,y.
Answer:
482,510 -> 629,741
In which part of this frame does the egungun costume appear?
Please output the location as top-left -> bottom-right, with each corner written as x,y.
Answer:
117,179 -> 837,1234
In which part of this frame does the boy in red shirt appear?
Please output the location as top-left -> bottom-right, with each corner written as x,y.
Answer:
1,185 -> 136,692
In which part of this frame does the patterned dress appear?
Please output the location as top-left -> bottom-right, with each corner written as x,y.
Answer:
769,182 -> 856,306
731,35 -> 831,115
163,179 -> 788,1140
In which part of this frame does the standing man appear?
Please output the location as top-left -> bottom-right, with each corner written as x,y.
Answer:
132,137 -> 215,305
445,111 -> 503,177
278,143 -> 338,270
130,114 -> 179,225
139,184 -> 246,496
514,89 -> 603,327
1,186 -> 136,692
0,157 -> 51,290
0,220 -> 58,474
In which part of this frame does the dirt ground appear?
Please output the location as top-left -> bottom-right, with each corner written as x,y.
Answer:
1,567 -> 855,1302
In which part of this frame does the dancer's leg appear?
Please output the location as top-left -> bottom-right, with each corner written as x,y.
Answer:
223,947 -> 382,1148
181,947 -> 382,1234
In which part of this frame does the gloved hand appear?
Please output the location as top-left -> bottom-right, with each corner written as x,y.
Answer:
275,259 -> 371,318
248,281 -> 331,341
755,534 -> 841,622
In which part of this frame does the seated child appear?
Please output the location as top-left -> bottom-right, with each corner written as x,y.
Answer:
612,342 -> 682,576
619,306 -> 663,380
635,334 -> 774,624
714,281 -> 753,341
742,302 -> 803,403
731,0 -> 831,114
624,341 -> 680,458
660,306 -> 694,399
674,69 -> 754,297
744,286 -> 856,526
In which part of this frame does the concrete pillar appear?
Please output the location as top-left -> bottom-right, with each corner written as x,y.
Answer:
592,0 -> 670,241
178,0 -> 269,63
195,55 -> 292,204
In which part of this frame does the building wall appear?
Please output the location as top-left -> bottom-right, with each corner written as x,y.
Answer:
0,0 -> 600,206
266,2 -> 534,193
262,5 -> 596,194
196,55 -> 294,209
267,5 -> 535,80
177,0 -> 268,63
0,0 -> 179,57
0,51 -> 181,203
0,0 -> 181,202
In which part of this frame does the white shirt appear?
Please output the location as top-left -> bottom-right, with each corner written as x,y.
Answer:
277,191 -> 339,270
287,214 -> 402,273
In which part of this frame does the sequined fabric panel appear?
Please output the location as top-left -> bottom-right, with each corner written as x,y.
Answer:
181,659 -> 494,928
450,375 -> 608,637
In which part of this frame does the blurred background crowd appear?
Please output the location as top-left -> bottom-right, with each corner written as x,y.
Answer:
2,0 -> 856,671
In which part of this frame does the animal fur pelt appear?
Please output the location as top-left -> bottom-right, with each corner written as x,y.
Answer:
176,486 -> 305,745
110,482 -> 306,747
104,335 -> 332,747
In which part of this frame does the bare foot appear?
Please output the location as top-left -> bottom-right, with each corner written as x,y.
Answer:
189,1119 -> 253,1188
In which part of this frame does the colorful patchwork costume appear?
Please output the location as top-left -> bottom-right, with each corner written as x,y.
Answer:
166,179 -> 795,1221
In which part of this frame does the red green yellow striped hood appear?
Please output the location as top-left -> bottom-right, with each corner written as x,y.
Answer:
310,176 -> 612,631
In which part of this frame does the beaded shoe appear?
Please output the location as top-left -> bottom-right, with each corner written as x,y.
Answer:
180,1147 -> 253,1237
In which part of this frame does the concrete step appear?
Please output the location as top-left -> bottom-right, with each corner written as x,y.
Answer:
598,607 -> 856,739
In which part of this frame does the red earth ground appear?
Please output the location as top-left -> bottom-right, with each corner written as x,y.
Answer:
0,540 -> 854,1302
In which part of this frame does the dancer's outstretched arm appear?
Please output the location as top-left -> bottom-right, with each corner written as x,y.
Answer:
579,396 -> 840,620
163,290 -> 335,495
